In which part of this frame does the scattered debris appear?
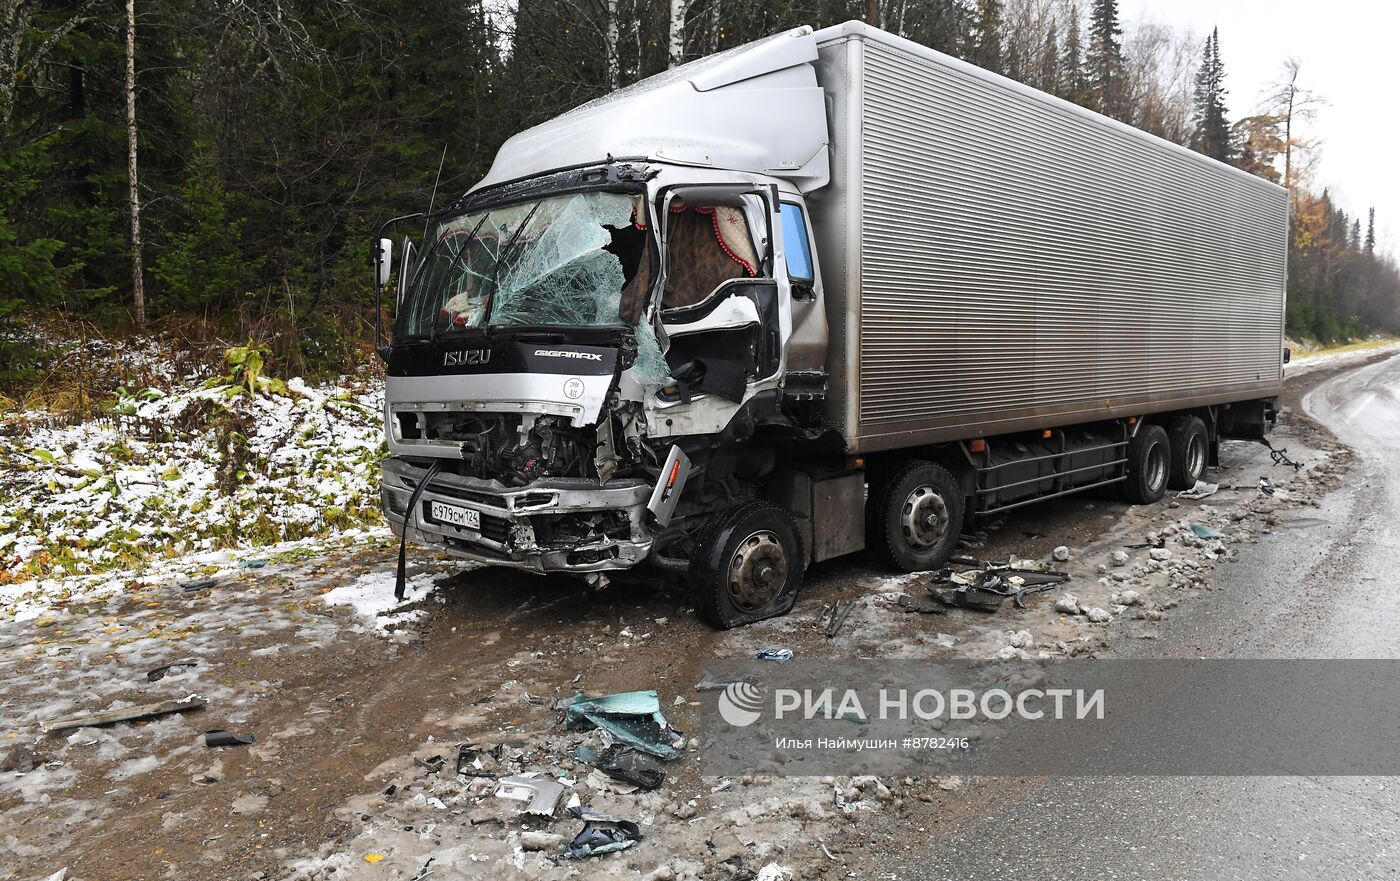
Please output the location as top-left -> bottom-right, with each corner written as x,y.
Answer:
1149,548 -> 1172,561
896,594 -> 945,614
494,775 -> 566,817
935,633 -> 957,648
1261,437 -> 1303,470
1110,550 -> 1130,566
1259,476 -> 1276,496
180,579 -> 217,594
560,691 -> 683,760
563,809 -> 642,859
816,600 -> 857,638
145,660 -> 198,682
203,729 -> 255,747
1052,545 -> 1071,562
1189,522 -> 1226,539
40,695 -> 207,733
414,754 -> 446,774
694,672 -> 758,692
455,743 -> 499,777
755,648 -> 794,662
237,559 -> 268,569
1176,481 -> 1219,500
1054,594 -> 1080,615
1085,607 -> 1111,623
927,560 -> 1070,612
578,744 -> 665,791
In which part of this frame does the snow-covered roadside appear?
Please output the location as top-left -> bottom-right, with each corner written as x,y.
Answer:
1,369 -> 386,595
1285,339 -> 1400,375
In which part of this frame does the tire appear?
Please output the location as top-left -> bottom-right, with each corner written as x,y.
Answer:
1166,416 -> 1208,491
1119,423 -> 1170,505
866,460 -> 965,573
689,500 -> 805,630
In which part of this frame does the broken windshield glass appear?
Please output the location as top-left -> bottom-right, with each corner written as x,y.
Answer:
397,192 -> 643,337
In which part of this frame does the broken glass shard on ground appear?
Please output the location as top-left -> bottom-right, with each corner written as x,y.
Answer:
559,690 -> 683,760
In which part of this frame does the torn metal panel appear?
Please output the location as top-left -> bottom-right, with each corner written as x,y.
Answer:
559,690 -> 683,760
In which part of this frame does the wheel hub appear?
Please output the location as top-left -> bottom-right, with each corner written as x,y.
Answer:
901,485 -> 949,550
727,531 -> 789,612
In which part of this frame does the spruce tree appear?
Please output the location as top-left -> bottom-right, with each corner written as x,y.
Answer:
1086,0 -> 1123,115
1365,208 -> 1376,254
1059,3 -> 1088,105
1191,29 -> 1233,163
970,0 -> 1004,74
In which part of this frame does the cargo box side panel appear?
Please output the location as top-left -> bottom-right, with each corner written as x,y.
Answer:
852,38 -> 1287,452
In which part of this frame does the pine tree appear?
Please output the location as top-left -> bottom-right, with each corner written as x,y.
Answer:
1059,3 -> 1088,104
1191,29 -> 1233,163
1365,208 -> 1376,254
970,0 -> 1004,74
1086,0 -> 1123,115
1039,19 -> 1060,94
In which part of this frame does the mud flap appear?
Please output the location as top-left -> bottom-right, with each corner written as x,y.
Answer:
395,459 -> 443,600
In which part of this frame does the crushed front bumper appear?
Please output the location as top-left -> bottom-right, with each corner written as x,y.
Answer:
380,458 -> 654,573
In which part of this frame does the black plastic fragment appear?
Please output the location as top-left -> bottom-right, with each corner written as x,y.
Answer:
146,660 -> 197,682
203,729 -> 255,747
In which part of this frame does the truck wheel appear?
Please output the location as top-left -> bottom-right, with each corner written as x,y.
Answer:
1120,424 -> 1170,504
1166,416 -> 1208,490
868,461 -> 964,572
689,501 -> 805,630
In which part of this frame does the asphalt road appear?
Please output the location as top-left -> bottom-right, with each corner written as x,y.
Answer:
881,351 -> 1400,881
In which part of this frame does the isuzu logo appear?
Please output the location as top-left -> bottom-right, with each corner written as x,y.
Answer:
443,349 -> 491,366
534,349 -> 603,362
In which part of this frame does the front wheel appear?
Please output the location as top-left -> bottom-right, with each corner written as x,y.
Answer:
689,501 -> 805,630
867,460 -> 965,572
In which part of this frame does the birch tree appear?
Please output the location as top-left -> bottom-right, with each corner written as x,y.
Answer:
125,0 -> 145,327
0,0 -> 98,128
668,0 -> 687,67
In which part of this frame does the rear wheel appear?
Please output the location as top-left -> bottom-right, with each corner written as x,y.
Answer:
1166,416 -> 1208,490
1120,424 -> 1170,504
689,501 -> 805,630
867,460 -> 965,572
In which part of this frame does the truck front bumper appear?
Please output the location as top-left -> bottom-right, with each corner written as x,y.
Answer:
380,458 -> 654,573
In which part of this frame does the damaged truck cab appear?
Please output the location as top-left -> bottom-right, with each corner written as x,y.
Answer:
376,23 -> 1288,629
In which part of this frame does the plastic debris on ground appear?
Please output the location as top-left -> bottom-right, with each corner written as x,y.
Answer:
1189,522 -> 1226,539
694,671 -> 759,692
559,690 -> 683,760
145,660 -> 197,682
1176,481 -> 1220,500
926,557 -> 1070,612
1259,476 -> 1276,496
576,743 -> 665,791
755,648 -> 794,662
204,729 -> 256,747
493,775 -> 566,817
895,593 -> 945,614
562,808 -> 642,859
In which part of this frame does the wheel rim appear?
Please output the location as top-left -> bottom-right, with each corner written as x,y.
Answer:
727,530 -> 789,612
1187,434 -> 1206,481
901,484 -> 950,550
1147,442 -> 1167,492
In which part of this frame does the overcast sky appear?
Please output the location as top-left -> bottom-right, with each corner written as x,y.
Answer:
1121,0 -> 1398,256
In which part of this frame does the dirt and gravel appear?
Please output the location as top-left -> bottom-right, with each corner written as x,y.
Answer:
1,345 -> 1392,881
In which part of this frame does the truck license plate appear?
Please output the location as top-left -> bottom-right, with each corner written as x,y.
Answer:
428,501 -> 480,531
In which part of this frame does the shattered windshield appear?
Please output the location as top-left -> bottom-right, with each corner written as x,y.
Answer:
397,191 -> 649,338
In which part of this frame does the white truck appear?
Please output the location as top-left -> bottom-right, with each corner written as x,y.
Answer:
373,22 -> 1288,628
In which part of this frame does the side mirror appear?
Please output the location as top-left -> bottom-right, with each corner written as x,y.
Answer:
376,237 -> 393,288
1282,347 -> 1292,364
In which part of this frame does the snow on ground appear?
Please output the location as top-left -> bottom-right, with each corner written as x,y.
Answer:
1,370 -> 385,588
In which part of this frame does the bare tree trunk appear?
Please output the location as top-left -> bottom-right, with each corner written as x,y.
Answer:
125,0 -> 144,328
866,0 -> 878,27
605,0 -> 619,89
668,0 -> 687,67
706,0 -> 721,53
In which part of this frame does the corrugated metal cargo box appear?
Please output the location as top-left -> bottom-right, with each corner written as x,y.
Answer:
807,23 -> 1289,454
